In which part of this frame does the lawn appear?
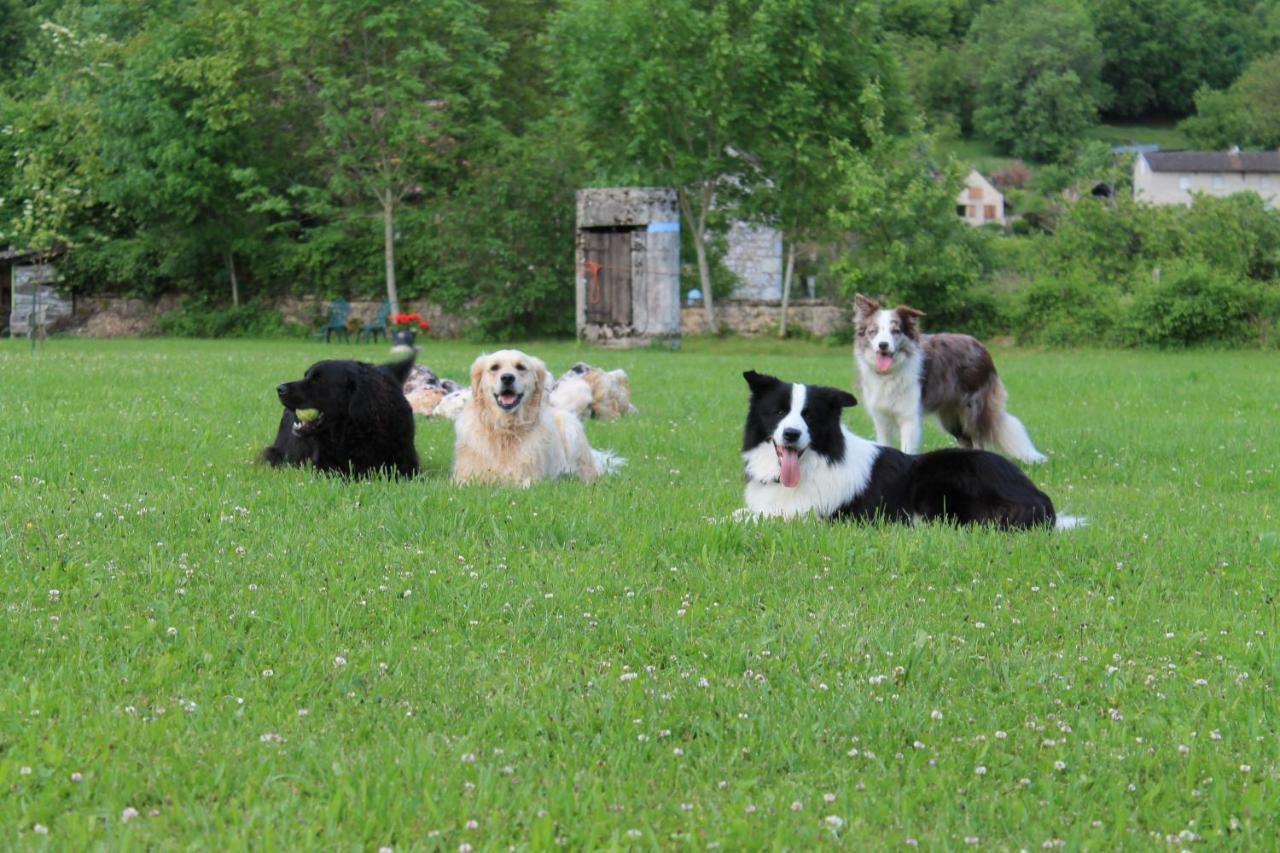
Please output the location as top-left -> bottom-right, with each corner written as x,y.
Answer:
2,337 -> 1278,849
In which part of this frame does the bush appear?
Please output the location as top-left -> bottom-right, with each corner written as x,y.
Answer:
151,301 -> 308,339
1014,269 -> 1119,346
1122,261 -> 1261,347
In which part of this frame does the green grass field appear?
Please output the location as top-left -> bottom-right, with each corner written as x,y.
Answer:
3,337 -> 1278,849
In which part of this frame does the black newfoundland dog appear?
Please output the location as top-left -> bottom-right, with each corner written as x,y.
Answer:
262,358 -> 420,478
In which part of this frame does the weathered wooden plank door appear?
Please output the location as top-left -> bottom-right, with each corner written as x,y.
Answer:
583,228 -> 633,325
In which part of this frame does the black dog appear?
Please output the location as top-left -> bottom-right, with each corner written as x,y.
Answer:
263,358 -> 419,478
739,370 -> 1082,529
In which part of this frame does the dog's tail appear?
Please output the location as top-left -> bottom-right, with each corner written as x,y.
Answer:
1055,514 -> 1087,531
592,449 -> 627,475
981,379 -> 1047,463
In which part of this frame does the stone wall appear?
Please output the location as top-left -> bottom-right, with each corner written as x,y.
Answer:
681,299 -> 848,337
723,221 -> 783,300
69,294 -> 181,337
59,294 -> 464,338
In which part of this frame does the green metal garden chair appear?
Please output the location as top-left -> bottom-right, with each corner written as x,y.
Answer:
315,298 -> 350,342
357,301 -> 390,343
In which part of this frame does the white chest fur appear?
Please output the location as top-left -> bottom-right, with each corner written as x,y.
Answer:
742,426 -> 878,518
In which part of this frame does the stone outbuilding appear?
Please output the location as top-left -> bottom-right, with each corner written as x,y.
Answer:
575,187 -> 681,347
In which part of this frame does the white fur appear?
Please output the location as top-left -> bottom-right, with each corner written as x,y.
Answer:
989,412 -> 1047,464
549,373 -> 594,418
1055,514 -> 1087,531
741,384 -> 879,519
452,350 -> 623,487
856,342 -> 926,453
432,389 -> 470,420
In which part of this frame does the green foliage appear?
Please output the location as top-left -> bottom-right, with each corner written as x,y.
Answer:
970,0 -> 1105,162
1010,194 -> 1280,347
419,119 -> 585,340
1181,53 -> 1280,149
150,300 -> 308,338
829,131 -> 994,329
1124,261 -> 1261,347
1088,0 -> 1245,118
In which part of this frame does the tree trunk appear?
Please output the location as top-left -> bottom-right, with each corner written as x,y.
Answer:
778,239 -> 796,338
226,251 -> 240,308
678,185 -> 716,331
382,193 -> 400,317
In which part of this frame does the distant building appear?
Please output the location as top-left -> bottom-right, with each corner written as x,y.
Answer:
723,220 -> 783,300
1133,149 -> 1280,208
956,169 -> 1005,226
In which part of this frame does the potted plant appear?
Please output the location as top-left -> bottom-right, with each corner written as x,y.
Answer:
390,312 -> 429,352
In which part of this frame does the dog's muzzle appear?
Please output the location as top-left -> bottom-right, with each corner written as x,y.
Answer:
494,390 -> 523,412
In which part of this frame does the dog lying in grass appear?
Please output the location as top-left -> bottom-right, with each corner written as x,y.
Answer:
263,358 -> 419,478
452,349 -> 623,486
549,362 -> 637,420
738,370 -> 1081,529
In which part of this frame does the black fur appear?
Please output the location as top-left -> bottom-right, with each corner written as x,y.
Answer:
742,371 -> 1056,529
263,358 -> 419,478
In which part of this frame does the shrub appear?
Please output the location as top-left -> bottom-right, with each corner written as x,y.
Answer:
1014,269 -> 1119,346
1122,261 -> 1260,347
151,301 -> 308,339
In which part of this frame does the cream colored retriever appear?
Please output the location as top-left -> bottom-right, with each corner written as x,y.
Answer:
453,350 -> 624,486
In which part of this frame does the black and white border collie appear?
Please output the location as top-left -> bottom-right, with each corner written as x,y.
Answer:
853,293 -> 1046,464
739,370 -> 1082,530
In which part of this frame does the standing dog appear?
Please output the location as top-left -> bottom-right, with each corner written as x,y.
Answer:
738,370 -> 1080,529
452,350 -> 624,486
853,294 -> 1046,463
263,358 -> 420,478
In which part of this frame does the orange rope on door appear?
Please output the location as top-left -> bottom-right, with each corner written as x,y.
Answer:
583,258 -> 604,305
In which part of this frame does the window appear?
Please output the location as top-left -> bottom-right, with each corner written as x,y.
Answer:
983,204 -> 996,220
966,205 -> 977,218
956,205 -> 967,217
968,186 -> 983,200
1179,176 -> 1192,191
1212,175 -> 1226,190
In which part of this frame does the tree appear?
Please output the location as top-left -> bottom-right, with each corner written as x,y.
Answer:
969,0 -> 1106,162
1181,53 -> 1280,150
551,0 -> 757,330
738,0 -> 906,335
829,128 -> 992,328
266,0 -> 500,316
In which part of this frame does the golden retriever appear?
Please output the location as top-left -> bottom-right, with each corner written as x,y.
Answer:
453,350 -> 623,486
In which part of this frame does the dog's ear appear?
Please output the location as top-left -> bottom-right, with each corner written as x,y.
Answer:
833,389 -> 858,408
469,353 -> 489,393
894,305 -> 925,337
743,370 -> 780,394
527,355 -> 549,406
854,293 -> 880,317
379,357 -> 415,387
347,366 -> 391,430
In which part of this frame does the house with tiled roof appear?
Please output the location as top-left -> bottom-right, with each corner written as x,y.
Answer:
1133,148 -> 1280,208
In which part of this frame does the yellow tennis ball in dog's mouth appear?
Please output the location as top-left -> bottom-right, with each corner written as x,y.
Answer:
295,408 -> 320,423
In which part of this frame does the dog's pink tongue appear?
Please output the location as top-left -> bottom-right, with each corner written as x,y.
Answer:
876,353 -> 893,373
779,447 -> 801,488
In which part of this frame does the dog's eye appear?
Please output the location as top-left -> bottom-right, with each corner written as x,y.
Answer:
515,364 -> 526,371
489,364 -> 500,372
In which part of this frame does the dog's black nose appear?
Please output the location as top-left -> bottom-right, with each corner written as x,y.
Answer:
877,341 -> 890,352
500,373 -> 515,385
782,428 -> 802,444
276,384 -> 288,396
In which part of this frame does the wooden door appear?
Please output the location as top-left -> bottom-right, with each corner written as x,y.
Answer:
583,228 -> 633,325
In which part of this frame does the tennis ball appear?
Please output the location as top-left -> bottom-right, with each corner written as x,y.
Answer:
295,408 -> 320,423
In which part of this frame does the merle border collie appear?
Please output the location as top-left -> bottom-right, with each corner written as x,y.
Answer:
740,370 -> 1082,529
853,294 -> 1046,464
